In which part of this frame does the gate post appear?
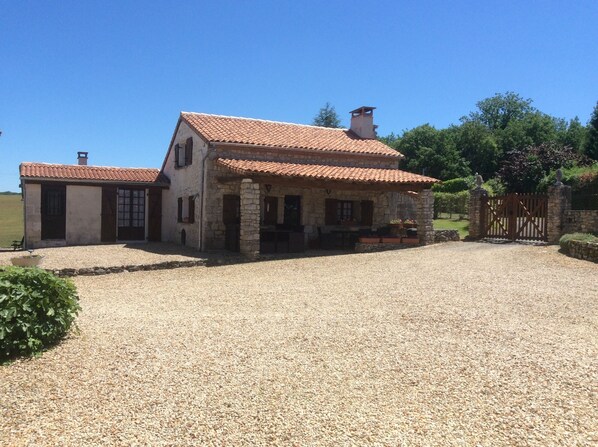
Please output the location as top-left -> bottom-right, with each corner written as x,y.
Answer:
467,175 -> 488,240
547,179 -> 571,244
239,178 -> 261,257
416,188 -> 435,245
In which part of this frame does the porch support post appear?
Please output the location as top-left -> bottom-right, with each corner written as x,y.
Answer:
547,183 -> 571,244
416,188 -> 434,245
240,178 -> 261,257
467,185 -> 488,240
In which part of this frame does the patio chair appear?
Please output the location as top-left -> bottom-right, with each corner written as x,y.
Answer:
11,237 -> 24,251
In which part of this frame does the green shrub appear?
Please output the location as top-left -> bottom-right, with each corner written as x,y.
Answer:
432,177 -> 473,193
559,233 -> 598,253
434,190 -> 469,217
483,177 -> 506,196
0,267 -> 80,361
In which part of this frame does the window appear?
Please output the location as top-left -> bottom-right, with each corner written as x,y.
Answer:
118,189 -> 145,228
177,196 -> 195,223
337,200 -> 353,223
174,138 -> 193,168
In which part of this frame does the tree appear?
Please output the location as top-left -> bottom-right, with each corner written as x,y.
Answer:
395,125 -> 471,180
313,102 -> 342,128
453,121 -> 501,178
560,117 -> 587,154
463,91 -> 536,131
498,142 -> 582,192
584,101 -> 598,160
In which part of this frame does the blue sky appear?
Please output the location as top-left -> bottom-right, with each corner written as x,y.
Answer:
1,0 -> 597,191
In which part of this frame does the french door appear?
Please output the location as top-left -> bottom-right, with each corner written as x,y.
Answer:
117,188 -> 145,240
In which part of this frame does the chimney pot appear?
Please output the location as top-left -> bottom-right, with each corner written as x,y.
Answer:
77,151 -> 88,166
349,106 -> 377,139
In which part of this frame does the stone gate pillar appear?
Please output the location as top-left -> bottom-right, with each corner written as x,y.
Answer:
468,185 -> 488,240
240,178 -> 260,257
416,188 -> 434,245
547,182 -> 571,244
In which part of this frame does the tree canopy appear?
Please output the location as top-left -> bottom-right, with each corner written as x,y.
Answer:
313,102 -> 342,128
381,92 -> 595,191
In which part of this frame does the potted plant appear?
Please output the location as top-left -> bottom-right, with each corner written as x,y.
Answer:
403,219 -> 417,229
389,219 -> 403,237
381,236 -> 402,244
11,250 -> 44,267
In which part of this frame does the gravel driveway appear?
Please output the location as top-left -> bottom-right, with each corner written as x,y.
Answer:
1,243 -> 596,446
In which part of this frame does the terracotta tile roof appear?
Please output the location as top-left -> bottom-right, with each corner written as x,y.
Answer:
216,158 -> 439,186
20,162 -> 170,185
181,112 -> 401,158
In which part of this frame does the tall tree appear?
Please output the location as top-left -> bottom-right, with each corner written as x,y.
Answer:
395,125 -> 471,180
313,102 -> 342,128
463,91 -> 536,131
453,121 -> 500,178
584,101 -> 598,160
560,116 -> 587,154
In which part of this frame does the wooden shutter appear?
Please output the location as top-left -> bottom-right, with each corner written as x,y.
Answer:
188,196 -> 195,223
361,200 -> 374,226
148,188 -> 162,241
325,198 -> 338,225
174,144 -> 180,167
101,186 -> 117,242
177,197 -> 183,222
185,138 -> 193,165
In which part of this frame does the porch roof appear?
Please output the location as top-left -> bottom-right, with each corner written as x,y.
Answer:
216,158 -> 439,188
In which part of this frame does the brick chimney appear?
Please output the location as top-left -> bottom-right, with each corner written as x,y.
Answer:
349,106 -> 378,139
77,151 -> 88,166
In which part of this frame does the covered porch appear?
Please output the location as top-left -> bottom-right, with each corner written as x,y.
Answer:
214,158 -> 438,257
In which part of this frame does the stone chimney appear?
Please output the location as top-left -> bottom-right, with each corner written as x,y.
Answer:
77,151 -> 88,166
349,106 -> 378,139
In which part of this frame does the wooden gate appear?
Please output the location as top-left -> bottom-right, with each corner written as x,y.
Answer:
481,193 -> 548,241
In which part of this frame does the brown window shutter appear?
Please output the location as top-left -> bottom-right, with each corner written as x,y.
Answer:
174,144 -> 180,167
177,197 -> 183,222
185,138 -> 193,165
361,200 -> 374,226
325,198 -> 338,225
188,196 -> 195,223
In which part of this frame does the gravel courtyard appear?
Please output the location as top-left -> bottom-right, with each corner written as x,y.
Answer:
1,242 -> 596,446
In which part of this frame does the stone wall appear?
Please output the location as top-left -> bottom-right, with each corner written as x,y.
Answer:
416,189 -> 434,245
434,229 -> 460,242
565,240 -> 598,263
547,184 -> 572,244
467,187 -> 488,240
239,179 -> 260,256
562,210 -> 598,234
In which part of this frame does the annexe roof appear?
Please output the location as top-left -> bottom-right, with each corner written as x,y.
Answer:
216,158 -> 439,187
20,162 -> 170,186
181,112 -> 401,158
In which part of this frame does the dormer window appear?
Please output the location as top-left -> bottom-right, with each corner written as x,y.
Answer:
174,137 -> 193,168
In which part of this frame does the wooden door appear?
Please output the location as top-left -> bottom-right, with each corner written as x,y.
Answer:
283,195 -> 301,227
101,186 -> 117,242
147,188 -> 162,241
361,200 -> 374,226
263,196 -> 278,225
41,184 -> 66,240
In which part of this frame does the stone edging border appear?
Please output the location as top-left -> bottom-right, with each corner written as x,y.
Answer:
564,240 -> 598,263
47,259 -> 208,277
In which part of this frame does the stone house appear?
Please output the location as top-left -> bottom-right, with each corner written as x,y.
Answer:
160,107 -> 438,255
19,107 -> 439,253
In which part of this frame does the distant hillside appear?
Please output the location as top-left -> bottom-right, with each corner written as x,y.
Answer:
0,191 -> 20,195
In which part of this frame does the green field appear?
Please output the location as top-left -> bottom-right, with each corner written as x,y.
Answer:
0,194 -> 23,248
433,216 -> 469,239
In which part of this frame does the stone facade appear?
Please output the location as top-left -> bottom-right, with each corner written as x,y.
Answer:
547,184 -> 572,244
562,210 -> 598,234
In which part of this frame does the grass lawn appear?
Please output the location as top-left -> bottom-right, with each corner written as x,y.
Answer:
433,215 -> 469,239
0,194 -> 23,248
